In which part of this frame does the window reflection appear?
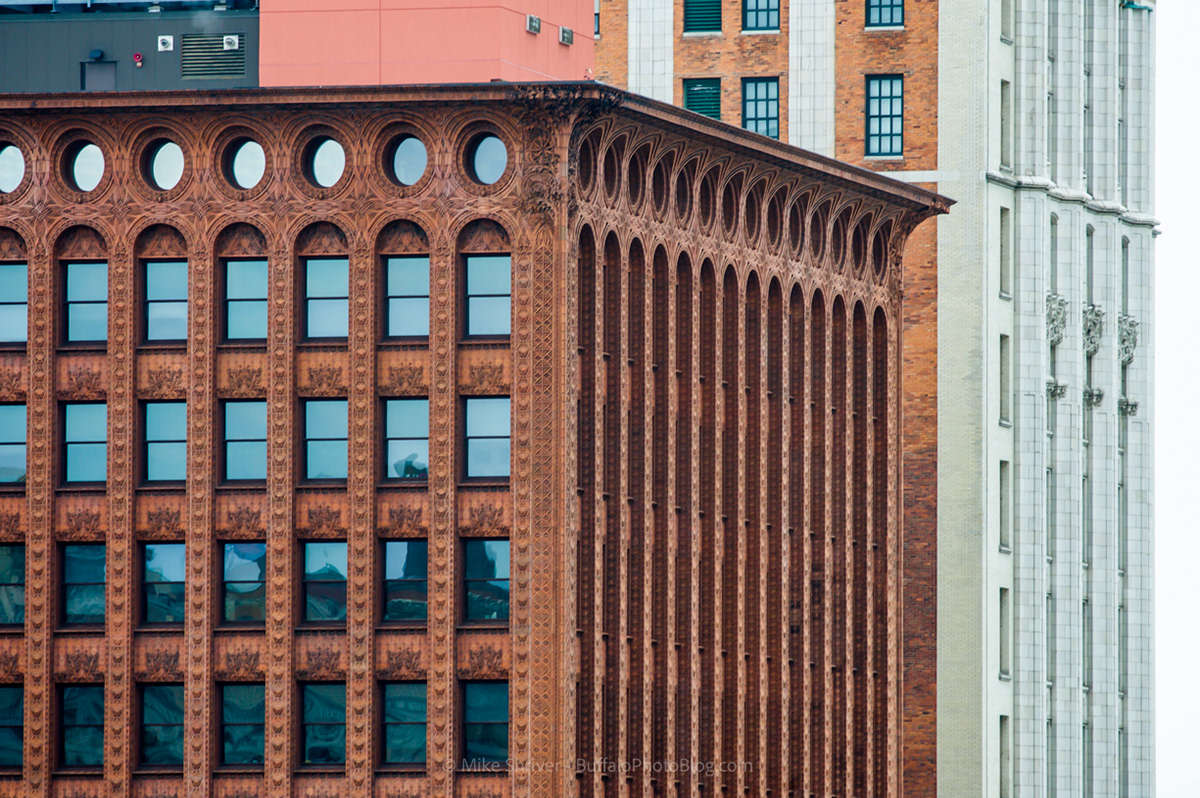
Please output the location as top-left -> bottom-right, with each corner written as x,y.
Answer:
143,543 -> 185,624
301,683 -> 346,764
305,399 -> 348,480
385,399 -> 429,479
223,401 -> 267,481
463,682 -> 508,763
223,543 -> 266,623
0,403 -> 25,484
0,545 -> 23,625
144,401 -> 186,482
64,403 -> 107,483
221,684 -> 265,765
60,685 -> 104,767
465,397 -> 510,478
0,686 -> 20,767
382,682 -> 426,763
383,541 -> 427,622
463,539 -> 509,621
303,542 -> 347,622
141,684 -> 184,766
62,544 -> 105,625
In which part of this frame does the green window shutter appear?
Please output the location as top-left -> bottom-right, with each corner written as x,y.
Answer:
683,79 -> 722,120
684,0 -> 722,33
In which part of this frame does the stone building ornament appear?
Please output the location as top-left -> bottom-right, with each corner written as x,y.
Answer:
1046,293 -> 1068,346
1118,313 -> 1140,365
1047,379 -> 1068,399
1083,387 -> 1105,408
1083,303 -> 1105,356
1119,397 -> 1140,416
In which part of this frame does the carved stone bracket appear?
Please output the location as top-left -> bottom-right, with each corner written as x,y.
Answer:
1083,387 -> 1104,407
1046,379 -> 1068,399
1046,293 -> 1068,347
1119,397 -> 1140,417
1118,313 -> 1140,365
1083,303 -> 1105,356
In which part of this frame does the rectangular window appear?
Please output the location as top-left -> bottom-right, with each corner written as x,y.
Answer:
866,75 -> 904,157
999,587 -> 1011,677
385,399 -> 429,480
144,260 -> 188,341
386,256 -> 430,337
742,78 -> 780,139
383,540 -> 428,622
142,543 -> 185,625
464,255 -> 511,337
62,543 -> 105,625
743,0 -> 779,30
0,545 -> 23,625
144,401 -> 187,482
463,682 -> 508,764
301,683 -> 346,765
999,460 -> 1011,551
303,541 -> 348,623
222,542 -> 266,624
305,257 -> 349,339
60,684 -> 104,767
1000,80 -> 1013,168
866,0 -> 904,27
140,684 -> 184,767
224,259 -> 268,340
305,399 -> 348,480
0,685 -> 20,766
222,400 -> 267,481
999,207 -> 1012,296
463,539 -> 510,622
683,78 -> 722,120
999,335 -> 1011,424
64,262 -> 108,343
0,262 -> 27,343
382,682 -> 427,764
683,0 -> 721,32
465,397 -> 510,479
1000,715 -> 1012,798
220,683 -> 265,765
63,402 -> 107,483
1000,0 -> 1013,39
0,404 -> 25,484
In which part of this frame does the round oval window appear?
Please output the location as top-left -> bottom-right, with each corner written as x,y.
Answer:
230,139 -> 265,190
469,135 -> 507,185
391,136 -> 427,186
0,145 -> 24,193
149,141 -> 184,191
71,143 -> 105,192
309,138 -> 345,188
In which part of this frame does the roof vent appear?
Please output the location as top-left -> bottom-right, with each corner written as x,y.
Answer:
181,33 -> 246,78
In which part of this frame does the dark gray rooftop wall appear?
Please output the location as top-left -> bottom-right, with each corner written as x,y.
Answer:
0,9 -> 258,92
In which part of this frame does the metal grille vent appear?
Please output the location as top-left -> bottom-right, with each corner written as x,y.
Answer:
181,34 -> 246,79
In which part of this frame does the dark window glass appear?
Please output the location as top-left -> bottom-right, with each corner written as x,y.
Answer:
465,397 -> 510,478
140,684 -> 184,766
145,260 -> 188,341
383,541 -> 427,622
683,0 -> 721,32
0,685 -> 20,767
683,78 -> 722,120
64,262 -> 108,343
382,682 -> 426,764
62,544 -> 105,625
462,682 -> 508,763
743,0 -> 779,30
463,540 -> 509,621
301,683 -> 346,765
60,684 -> 104,767
0,263 -> 27,344
64,403 -> 106,483
305,258 -> 349,339
866,75 -> 905,157
386,256 -> 430,337
221,683 -> 265,765
0,404 -> 25,484
0,545 -> 23,625
222,542 -> 266,623
223,401 -> 266,481
305,400 -> 348,480
142,543 -> 185,624
303,542 -> 347,622
225,259 -> 268,340
867,0 -> 904,27
464,255 -> 511,337
385,399 -> 429,479
742,78 -> 780,139
144,401 -> 186,482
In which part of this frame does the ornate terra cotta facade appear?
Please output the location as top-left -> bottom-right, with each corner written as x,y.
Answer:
0,83 -> 949,798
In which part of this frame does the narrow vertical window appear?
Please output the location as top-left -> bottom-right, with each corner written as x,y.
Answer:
683,0 -> 722,32
0,404 -> 25,484
683,78 -> 722,120
0,262 -> 27,343
866,75 -> 904,157
222,542 -> 267,623
62,543 -> 105,625
999,207 -> 1012,296
999,460 -> 1011,551
0,685 -> 20,766
303,542 -> 348,623
464,397 -> 511,479
220,683 -> 265,765
384,399 -> 429,480
464,254 -> 511,337
143,401 -> 187,482
743,0 -> 779,31
140,684 -> 184,766
222,400 -> 267,481
999,334 -> 1011,424
463,539 -> 510,622
1000,715 -> 1012,798
382,682 -> 427,764
64,261 -> 108,343
304,257 -> 350,339
0,545 -> 23,625
301,683 -> 346,765
742,78 -> 780,139
63,403 -> 107,483
999,587 -> 1011,677
1000,0 -> 1013,39
60,684 -> 104,767
385,255 -> 430,337
1000,80 -> 1013,168
462,682 -> 508,763
224,258 -> 268,340
144,260 -> 188,342
383,540 -> 428,622
142,543 -> 185,624
304,399 -> 348,480
866,0 -> 904,27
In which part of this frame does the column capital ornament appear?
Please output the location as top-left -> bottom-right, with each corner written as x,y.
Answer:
1046,293 -> 1069,346
1083,387 -> 1105,407
1047,379 -> 1068,399
1118,313 -> 1140,365
1119,397 -> 1140,417
1083,303 -> 1105,356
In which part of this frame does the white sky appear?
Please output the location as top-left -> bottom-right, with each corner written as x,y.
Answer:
1151,2 -> 1195,795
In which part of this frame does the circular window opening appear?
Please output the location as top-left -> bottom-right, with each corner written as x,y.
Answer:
627,156 -> 644,208
147,140 -> 184,191
388,136 -> 428,187
69,142 -> 105,192
0,144 -> 25,193
467,134 -> 508,185
578,138 -> 596,193
306,137 -> 345,188
674,170 -> 692,225
228,138 -> 265,190
873,228 -> 890,276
